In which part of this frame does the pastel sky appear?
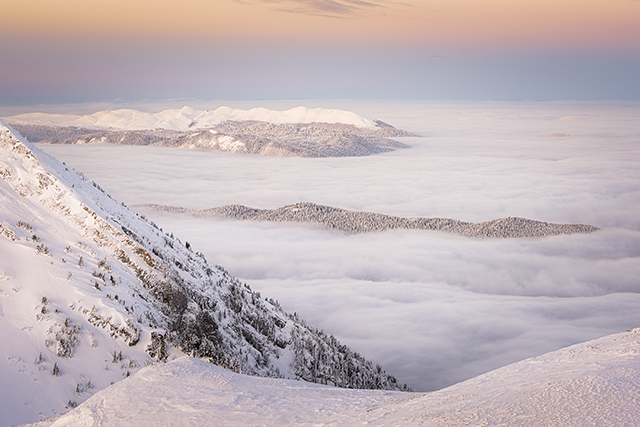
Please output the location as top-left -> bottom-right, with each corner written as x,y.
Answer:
2,0 -> 640,104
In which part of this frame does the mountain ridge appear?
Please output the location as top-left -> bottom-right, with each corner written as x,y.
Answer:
142,202 -> 600,238
11,121 -> 412,158
0,121 -> 409,426
5,106 -> 382,131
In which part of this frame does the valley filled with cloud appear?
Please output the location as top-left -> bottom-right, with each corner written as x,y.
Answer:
36,100 -> 640,391
2,0 -> 640,423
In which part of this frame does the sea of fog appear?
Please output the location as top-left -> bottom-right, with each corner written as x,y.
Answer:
33,101 -> 640,391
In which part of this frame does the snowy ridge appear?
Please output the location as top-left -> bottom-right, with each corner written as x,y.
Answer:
5,106 -> 379,131
11,120 -> 412,158
143,202 -> 600,238
27,328 -> 640,426
0,121 -> 408,426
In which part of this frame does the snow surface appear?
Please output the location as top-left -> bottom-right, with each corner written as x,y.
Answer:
0,120 -> 161,425
5,106 -> 378,131
27,328 -> 640,426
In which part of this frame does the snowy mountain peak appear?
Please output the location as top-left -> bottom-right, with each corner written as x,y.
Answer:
0,121 -> 408,426
5,106 -> 379,132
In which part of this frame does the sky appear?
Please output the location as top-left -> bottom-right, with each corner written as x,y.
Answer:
2,0 -> 640,104
35,101 -> 640,391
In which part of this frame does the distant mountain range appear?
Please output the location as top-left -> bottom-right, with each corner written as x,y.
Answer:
6,106 -> 415,158
11,120 -> 412,158
143,202 -> 600,238
0,121 -> 409,426
6,106 -> 384,131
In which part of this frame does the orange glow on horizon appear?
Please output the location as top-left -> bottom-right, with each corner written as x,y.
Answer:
3,0 -> 640,51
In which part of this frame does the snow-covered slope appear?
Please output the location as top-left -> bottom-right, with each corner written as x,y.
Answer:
0,121 -> 407,427
7,106 -> 414,158
27,328 -> 640,426
11,121 -> 412,158
6,106 -> 379,131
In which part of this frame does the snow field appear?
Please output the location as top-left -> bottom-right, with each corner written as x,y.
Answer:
29,328 -> 640,426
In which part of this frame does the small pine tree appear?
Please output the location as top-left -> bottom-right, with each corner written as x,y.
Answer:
52,362 -> 60,376
35,352 -> 43,365
112,350 -> 123,363
78,256 -> 84,267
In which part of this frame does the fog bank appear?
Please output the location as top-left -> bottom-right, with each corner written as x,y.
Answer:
33,101 -> 640,390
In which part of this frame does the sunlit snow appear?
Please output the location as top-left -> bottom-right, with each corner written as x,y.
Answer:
28,329 -> 640,426
5,106 -> 378,131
